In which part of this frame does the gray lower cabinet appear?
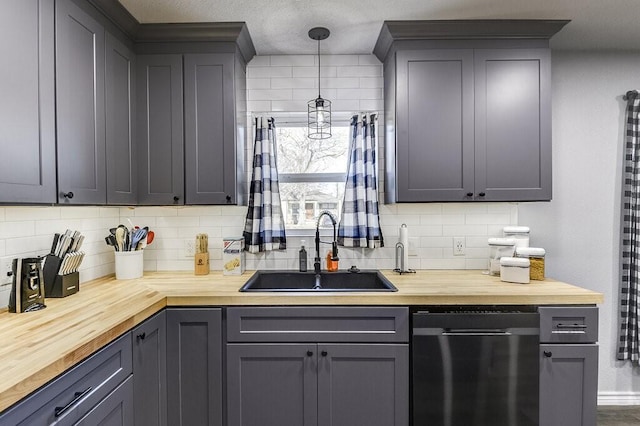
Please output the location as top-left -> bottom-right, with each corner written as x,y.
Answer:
538,306 -> 599,426
0,0 -> 56,203
106,33 -> 137,205
227,342 -> 409,426
166,308 -> 222,426
0,333 -> 132,425
539,344 -> 598,426
55,0 -> 106,204
132,311 -> 167,426
136,55 -> 185,205
74,376 -> 134,426
226,307 -> 409,426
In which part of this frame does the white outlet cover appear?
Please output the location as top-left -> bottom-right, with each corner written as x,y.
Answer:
453,237 -> 465,256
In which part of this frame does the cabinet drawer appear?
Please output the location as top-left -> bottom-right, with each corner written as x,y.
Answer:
226,307 -> 409,343
0,333 -> 132,425
539,306 -> 598,343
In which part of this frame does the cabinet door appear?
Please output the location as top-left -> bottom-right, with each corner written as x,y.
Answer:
0,0 -> 56,203
166,308 -> 222,426
132,311 -> 166,426
539,344 -> 598,426
74,376 -> 133,426
137,55 -> 184,205
317,344 -> 409,426
184,53 -> 237,205
106,33 -> 136,205
55,0 -> 106,204
226,343 -> 318,426
474,49 -> 551,201
395,49 -> 475,202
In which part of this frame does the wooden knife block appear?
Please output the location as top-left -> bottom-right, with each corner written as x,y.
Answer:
194,253 -> 209,275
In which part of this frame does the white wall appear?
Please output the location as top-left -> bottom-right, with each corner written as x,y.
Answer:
520,50 -> 640,402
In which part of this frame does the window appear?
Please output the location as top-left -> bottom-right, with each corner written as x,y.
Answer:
274,121 -> 350,231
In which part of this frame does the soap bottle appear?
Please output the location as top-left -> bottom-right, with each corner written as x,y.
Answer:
326,250 -> 339,272
299,240 -> 307,272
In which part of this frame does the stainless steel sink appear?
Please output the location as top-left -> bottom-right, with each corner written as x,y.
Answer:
239,270 -> 397,292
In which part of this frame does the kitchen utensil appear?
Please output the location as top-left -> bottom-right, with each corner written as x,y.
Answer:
130,228 -> 148,251
146,231 -> 155,245
115,226 -> 126,252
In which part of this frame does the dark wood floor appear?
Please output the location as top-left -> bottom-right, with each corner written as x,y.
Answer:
598,406 -> 640,425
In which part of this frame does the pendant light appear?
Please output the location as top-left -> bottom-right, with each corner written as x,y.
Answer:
308,27 -> 331,139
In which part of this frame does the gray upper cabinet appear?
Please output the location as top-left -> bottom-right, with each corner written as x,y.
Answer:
106,33 -> 137,205
136,54 -> 185,205
396,49 -> 475,202
184,53 -> 238,205
474,49 -> 551,201
55,0 -> 106,204
0,0 -> 56,204
375,20 -> 567,203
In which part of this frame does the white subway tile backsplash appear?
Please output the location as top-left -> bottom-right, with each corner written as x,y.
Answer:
359,77 -> 383,89
5,207 -> 60,221
292,66 -> 337,78
337,65 -> 382,78
329,99 -> 360,112
443,225 -> 488,236
292,88 -> 337,101
248,66 -> 292,79
0,221 -> 35,239
248,55 -> 270,66
271,77 -> 316,90
270,100 -> 308,111
60,207 -> 101,219
247,78 -> 271,90
466,214 -> 511,225
316,55 -> 359,66
358,55 -> 382,66
247,100 -> 272,112
248,89 -> 293,101
336,88 -> 382,100
321,77 -> 360,89
359,99 -> 384,112
271,55 -> 314,66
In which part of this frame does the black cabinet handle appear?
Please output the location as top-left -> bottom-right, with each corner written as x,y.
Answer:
307,351 -> 313,357
478,192 -> 486,197
543,351 -> 552,358
226,195 -> 232,203
63,192 -> 74,199
137,332 -> 146,341
54,387 -> 92,417
466,192 -> 473,197
321,351 -> 328,357
173,196 -> 180,203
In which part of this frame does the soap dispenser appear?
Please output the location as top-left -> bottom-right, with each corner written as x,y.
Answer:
299,240 -> 308,272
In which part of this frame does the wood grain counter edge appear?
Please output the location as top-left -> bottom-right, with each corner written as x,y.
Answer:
0,270 -> 603,413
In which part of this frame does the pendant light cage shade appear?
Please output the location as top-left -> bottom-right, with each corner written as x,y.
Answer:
308,97 -> 332,139
308,27 -> 332,140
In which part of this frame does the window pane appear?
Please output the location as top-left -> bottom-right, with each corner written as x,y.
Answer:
280,181 -> 345,229
276,126 -> 350,174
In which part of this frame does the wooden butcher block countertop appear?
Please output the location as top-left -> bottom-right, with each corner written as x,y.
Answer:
0,270 -> 603,413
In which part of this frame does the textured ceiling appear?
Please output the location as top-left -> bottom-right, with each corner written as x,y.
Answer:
118,0 -> 640,55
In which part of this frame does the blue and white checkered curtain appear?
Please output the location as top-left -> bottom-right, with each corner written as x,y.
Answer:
620,90 -> 640,363
243,117 -> 287,253
337,113 -> 384,248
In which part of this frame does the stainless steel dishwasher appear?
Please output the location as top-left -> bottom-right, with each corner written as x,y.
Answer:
412,308 -> 540,426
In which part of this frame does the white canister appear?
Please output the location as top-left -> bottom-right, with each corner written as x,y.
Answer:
487,238 -> 516,276
515,247 -> 546,280
500,257 -> 530,284
503,226 -> 530,249
115,251 -> 144,280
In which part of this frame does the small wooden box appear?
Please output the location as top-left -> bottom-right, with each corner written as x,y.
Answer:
194,253 -> 209,275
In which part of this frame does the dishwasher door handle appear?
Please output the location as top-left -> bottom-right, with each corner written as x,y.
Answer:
443,329 -> 511,336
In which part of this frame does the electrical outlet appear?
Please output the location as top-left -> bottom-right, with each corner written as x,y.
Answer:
453,237 -> 465,256
0,257 -> 13,286
183,240 -> 195,257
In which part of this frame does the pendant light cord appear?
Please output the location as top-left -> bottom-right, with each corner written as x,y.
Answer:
317,38 -> 321,99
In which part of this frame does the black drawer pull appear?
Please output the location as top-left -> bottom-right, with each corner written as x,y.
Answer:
137,332 -> 146,341
556,323 -> 588,329
307,351 -> 313,357
543,351 -> 553,358
54,387 -> 92,418
321,351 -> 328,357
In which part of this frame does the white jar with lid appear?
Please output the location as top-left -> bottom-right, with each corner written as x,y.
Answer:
503,226 -> 530,248
500,257 -> 530,284
515,247 -> 546,280
487,238 -> 516,276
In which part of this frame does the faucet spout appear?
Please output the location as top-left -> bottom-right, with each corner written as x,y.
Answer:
315,210 -> 339,274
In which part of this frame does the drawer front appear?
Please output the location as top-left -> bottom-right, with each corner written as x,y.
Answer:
226,307 -> 409,343
539,306 -> 598,343
1,333 -> 132,425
